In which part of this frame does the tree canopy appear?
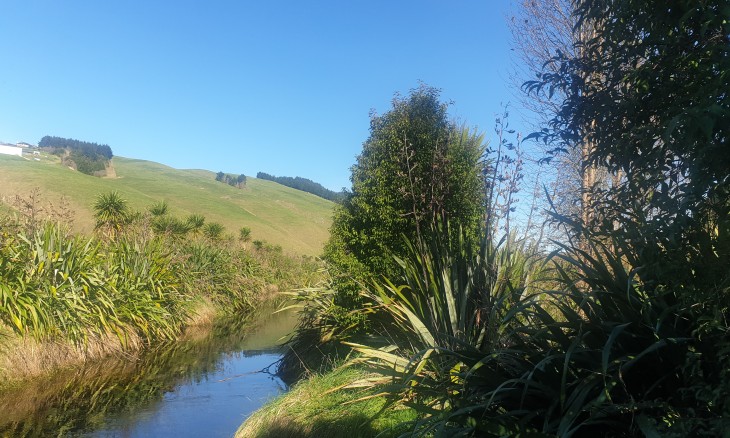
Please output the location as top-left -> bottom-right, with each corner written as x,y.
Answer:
256,172 -> 345,203
530,0 -> 729,221
39,136 -> 113,160
325,85 -> 487,287
40,135 -> 114,176
528,0 -> 729,307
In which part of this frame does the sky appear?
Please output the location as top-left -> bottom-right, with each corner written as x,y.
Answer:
0,0 -> 527,192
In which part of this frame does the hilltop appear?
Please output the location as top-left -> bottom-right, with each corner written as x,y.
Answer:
0,153 -> 334,256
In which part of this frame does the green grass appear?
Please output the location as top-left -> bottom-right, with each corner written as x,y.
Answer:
0,154 -> 333,255
236,366 -> 418,438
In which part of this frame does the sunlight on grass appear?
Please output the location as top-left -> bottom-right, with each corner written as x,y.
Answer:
0,155 -> 333,255
237,366 -> 417,438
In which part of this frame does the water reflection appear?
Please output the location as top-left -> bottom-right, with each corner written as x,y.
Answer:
0,307 -> 298,437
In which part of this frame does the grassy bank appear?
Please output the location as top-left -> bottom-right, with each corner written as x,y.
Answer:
0,299 -> 216,387
254,217 -> 729,436
236,366 -> 417,438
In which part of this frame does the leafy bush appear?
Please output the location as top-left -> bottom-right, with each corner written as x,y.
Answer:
320,86 -> 488,342
68,152 -> 107,175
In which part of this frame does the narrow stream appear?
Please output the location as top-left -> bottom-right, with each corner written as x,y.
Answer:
0,307 -> 299,437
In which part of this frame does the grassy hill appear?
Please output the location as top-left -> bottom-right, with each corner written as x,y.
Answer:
0,153 -> 334,256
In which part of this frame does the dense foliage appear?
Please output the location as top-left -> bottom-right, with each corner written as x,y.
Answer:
39,135 -> 114,176
39,136 -> 113,160
268,2 -> 730,437
256,172 -> 345,203
346,224 -> 728,436
321,1 -> 730,436
527,0 -> 730,257
0,192 -> 323,356
0,222 -> 189,346
324,85 -> 487,308
216,171 -> 247,188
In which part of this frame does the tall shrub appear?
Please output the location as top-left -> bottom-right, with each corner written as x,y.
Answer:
324,85 -> 487,314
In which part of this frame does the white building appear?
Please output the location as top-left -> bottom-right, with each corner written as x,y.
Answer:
0,144 -> 23,157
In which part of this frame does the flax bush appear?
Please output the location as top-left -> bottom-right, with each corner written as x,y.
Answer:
349,226 -> 729,436
0,221 -> 193,346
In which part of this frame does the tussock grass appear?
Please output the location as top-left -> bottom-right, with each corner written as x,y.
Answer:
0,328 -> 139,387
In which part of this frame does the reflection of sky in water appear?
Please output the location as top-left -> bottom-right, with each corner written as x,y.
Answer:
0,308 -> 299,437
93,352 -> 285,438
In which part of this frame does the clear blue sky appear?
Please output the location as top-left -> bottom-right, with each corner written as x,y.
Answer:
0,1 -> 524,192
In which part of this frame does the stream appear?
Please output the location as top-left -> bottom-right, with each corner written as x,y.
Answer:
0,306 -> 299,437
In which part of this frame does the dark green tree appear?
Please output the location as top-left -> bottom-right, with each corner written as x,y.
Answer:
527,0 -> 730,232
527,1 -> 730,433
40,135 -> 113,176
39,136 -> 113,160
529,0 -> 729,280
256,172 -> 344,202
324,85 -> 487,309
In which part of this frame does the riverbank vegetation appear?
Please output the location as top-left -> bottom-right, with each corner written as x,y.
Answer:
0,306 -> 294,436
0,192 -> 323,386
243,1 -> 729,435
237,366 -> 417,438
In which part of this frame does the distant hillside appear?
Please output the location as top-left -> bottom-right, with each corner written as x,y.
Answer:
257,172 -> 345,203
39,135 -> 114,177
0,154 -> 334,256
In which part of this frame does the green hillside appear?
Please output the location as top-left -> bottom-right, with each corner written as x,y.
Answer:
0,153 -> 334,256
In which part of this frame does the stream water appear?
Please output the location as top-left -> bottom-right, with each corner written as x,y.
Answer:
0,307 -> 299,437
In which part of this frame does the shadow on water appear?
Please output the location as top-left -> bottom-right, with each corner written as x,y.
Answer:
0,306 -> 299,437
